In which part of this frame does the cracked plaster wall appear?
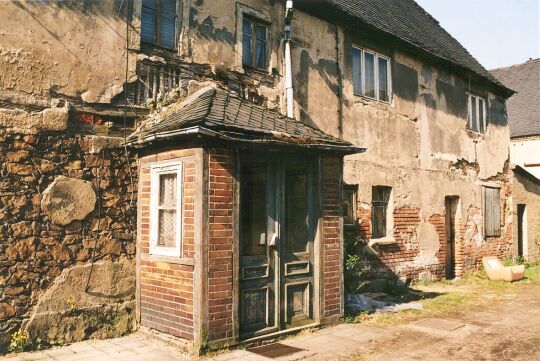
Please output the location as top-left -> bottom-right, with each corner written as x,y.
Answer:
0,0 -> 137,133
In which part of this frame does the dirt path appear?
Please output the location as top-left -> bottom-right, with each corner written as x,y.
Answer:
354,282 -> 540,361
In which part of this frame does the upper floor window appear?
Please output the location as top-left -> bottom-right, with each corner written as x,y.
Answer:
242,17 -> 267,69
352,46 -> 392,103
141,0 -> 178,48
150,162 -> 183,257
467,93 -> 487,133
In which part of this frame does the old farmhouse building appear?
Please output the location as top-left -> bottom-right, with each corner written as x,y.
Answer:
0,0 -> 515,354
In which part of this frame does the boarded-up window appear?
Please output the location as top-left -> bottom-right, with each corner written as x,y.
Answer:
484,187 -> 501,237
141,0 -> 178,48
372,186 -> 391,238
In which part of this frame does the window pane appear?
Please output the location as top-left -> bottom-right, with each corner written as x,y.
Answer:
478,98 -> 485,133
343,189 -> 355,225
470,96 -> 478,131
373,186 -> 390,202
242,19 -> 252,67
364,52 -> 375,98
241,165 -> 267,256
159,173 -> 177,207
141,5 -> 156,44
285,165 -> 309,253
372,205 -> 386,237
378,57 -> 389,101
352,47 -> 362,95
158,209 -> 176,247
254,25 -> 267,68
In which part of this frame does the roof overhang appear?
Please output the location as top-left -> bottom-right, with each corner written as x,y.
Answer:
125,125 -> 366,154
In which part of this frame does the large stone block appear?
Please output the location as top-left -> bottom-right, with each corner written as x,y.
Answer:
41,176 -> 97,225
25,257 -> 136,344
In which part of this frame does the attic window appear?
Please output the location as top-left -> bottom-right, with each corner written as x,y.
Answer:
467,93 -> 487,133
141,0 -> 178,49
352,46 -> 392,103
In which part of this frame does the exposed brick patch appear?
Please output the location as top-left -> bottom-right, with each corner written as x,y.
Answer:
207,149 -> 235,341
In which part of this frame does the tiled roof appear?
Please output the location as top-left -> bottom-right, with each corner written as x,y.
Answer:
127,86 -> 363,152
295,0 -> 512,96
491,59 -> 540,138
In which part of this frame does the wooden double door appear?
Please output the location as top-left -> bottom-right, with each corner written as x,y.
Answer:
239,154 -> 317,338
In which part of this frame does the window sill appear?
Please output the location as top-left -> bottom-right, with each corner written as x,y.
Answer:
141,253 -> 195,266
353,94 -> 392,106
368,236 -> 397,247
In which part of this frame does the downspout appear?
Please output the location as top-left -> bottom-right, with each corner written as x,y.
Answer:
284,1 -> 294,118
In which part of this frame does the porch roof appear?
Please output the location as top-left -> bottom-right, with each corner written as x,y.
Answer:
126,86 -> 365,154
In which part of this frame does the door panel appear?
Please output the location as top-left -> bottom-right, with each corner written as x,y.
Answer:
239,160 -> 276,336
282,160 -> 314,328
239,156 -> 316,337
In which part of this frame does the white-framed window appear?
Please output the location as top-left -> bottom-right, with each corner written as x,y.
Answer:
150,162 -> 183,257
467,93 -> 487,133
352,46 -> 392,103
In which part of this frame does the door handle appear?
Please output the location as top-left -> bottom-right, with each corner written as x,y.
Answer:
269,233 -> 278,247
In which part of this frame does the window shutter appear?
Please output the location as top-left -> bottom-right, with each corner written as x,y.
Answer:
485,187 -> 501,237
141,0 -> 157,44
160,0 -> 177,48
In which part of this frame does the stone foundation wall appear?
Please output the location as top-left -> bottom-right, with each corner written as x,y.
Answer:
0,132 -> 137,353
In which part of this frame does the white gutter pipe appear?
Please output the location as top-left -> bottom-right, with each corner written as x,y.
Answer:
284,0 -> 294,118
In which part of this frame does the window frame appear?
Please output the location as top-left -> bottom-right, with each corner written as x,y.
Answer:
352,45 -> 393,104
141,0 -> 179,49
343,185 -> 358,226
149,162 -> 183,257
371,186 -> 391,239
241,16 -> 269,70
466,93 -> 488,133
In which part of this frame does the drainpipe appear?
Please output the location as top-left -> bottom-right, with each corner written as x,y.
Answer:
284,1 -> 294,118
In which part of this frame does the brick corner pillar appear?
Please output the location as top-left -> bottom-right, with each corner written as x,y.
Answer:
320,155 -> 344,324
206,148 -> 236,346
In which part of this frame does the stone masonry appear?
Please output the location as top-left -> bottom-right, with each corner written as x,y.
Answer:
0,132 -> 138,352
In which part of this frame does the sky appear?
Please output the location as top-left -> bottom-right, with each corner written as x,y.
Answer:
415,0 -> 540,70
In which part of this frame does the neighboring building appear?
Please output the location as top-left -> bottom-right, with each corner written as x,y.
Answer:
0,0 -> 514,354
492,59 -> 540,179
492,59 -> 540,260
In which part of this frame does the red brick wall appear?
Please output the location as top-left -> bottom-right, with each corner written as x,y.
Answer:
207,149 -> 235,342
321,156 -> 343,319
138,149 -> 196,340
346,183 -> 513,281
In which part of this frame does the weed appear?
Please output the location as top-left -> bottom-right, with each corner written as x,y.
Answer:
8,330 -> 27,353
